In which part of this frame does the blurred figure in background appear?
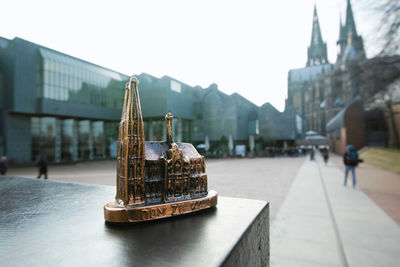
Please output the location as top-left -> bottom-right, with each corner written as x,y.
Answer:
343,145 -> 359,188
36,154 -> 48,180
322,148 -> 329,165
0,156 -> 8,175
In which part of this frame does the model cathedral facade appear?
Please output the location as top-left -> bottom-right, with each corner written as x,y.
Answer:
105,77 -> 216,222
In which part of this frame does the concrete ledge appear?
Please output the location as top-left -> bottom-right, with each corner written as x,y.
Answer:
222,200 -> 269,266
0,177 -> 269,267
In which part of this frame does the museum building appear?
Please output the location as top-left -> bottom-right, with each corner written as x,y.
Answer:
0,37 -> 129,163
1,36 -> 296,164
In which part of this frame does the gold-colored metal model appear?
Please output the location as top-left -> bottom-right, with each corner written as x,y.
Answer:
104,77 -> 217,223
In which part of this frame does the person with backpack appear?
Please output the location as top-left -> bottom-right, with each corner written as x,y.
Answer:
343,145 -> 360,188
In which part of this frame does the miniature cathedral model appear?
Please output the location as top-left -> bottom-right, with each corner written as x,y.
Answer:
104,77 -> 217,223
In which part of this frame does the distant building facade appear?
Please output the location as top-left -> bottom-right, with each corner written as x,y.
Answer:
286,5 -> 333,135
136,73 -> 262,149
0,36 -> 297,163
286,0 -> 400,151
137,73 -> 298,155
0,37 -> 129,163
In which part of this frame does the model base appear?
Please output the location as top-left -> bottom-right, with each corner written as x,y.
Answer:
104,190 -> 218,223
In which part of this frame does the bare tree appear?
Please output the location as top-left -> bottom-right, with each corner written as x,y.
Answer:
378,0 -> 400,55
370,78 -> 400,148
357,0 -> 400,55
358,56 -> 400,148
351,0 -> 400,147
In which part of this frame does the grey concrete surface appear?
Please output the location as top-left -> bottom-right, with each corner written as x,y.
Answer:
6,157 -> 305,220
5,154 -> 400,266
271,154 -> 400,267
0,176 -> 269,267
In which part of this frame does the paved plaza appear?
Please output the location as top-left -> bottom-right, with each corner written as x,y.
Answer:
5,153 -> 400,266
271,154 -> 400,267
6,157 -> 305,220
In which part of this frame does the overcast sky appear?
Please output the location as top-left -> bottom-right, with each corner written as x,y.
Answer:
1,0 -> 377,111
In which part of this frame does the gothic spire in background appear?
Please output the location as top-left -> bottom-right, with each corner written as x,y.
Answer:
336,0 -> 365,64
306,4 -> 329,66
345,0 -> 358,37
337,16 -> 347,61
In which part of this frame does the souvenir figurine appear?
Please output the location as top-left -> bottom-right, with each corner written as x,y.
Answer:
104,77 -> 217,222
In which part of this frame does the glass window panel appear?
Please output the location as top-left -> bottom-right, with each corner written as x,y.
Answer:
62,88 -> 67,101
53,86 -> 58,100
52,86 -> 57,100
56,73 -> 62,87
40,117 -> 56,162
66,64 -> 70,74
73,66 -> 77,78
44,71 -> 50,84
61,75 -> 67,87
59,62 -> 64,75
49,72 -> 55,85
44,84 -> 50,98
78,120 -> 91,160
60,88 -> 64,101
66,88 -> 70,101
75,79 -> 80,91
68,75 -> 72,89
53,72 -> 58,85
40,48 -> 127,107
92,121 -> 105,158
61,62 -> 65,74
46,61 -> 52,72
62,119 -> 77,161
31,117 -> 41,161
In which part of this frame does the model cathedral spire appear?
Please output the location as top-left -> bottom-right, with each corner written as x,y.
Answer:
116,77 -> 145,206
105,77 -> 217,223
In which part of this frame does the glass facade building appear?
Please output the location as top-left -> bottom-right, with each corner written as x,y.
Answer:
143,118 -> 191,143
29,48 -> 129,162
39,48 -> 126,108
28,47 -> 130,162
0,36 -> 291,163
0,37 -> 129,163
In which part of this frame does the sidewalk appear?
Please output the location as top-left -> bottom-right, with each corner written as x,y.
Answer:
271,155 -> 400,266
330,154 -> 400,225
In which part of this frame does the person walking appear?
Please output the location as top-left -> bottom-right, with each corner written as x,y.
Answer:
0,156 -> 7,175
310,148 -> 315,161
37,155 -> 48,179
322,148 -> 329,165
343,145 -> 359,188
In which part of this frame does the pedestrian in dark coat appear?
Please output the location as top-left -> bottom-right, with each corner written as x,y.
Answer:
323,148 -> 329,165
37,155 -> 48,179
0,156 -> 7,175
